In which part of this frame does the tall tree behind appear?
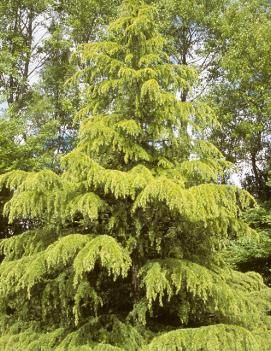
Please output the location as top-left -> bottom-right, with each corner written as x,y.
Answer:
208,0 -> 271,200
21,0 -> 122,169
0,0 -> 121,170
0,0 -> 49,109
0,0 -> 120,238
157,0 -> 228,102
156,0 -> 271,198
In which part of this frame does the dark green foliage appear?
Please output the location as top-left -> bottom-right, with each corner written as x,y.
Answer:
227,204 -> 271,286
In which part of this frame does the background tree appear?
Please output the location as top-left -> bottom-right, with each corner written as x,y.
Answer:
208,0 -> 271,201
0,0 -> 49,109
0,0 -> 120,170
205,0 -> 271,285
226,204 -> 271,286
0,0 -> 119,239
157,0 -> 228,102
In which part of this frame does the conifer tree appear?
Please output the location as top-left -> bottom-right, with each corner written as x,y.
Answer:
0,1 -> 271,350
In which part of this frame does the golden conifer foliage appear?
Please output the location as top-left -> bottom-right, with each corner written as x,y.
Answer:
0,1 -> 270,350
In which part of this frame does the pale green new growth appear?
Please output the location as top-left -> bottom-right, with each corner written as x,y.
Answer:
143,325 -> 262,351
140,259 -> 269,327
73,235 -> 131,284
